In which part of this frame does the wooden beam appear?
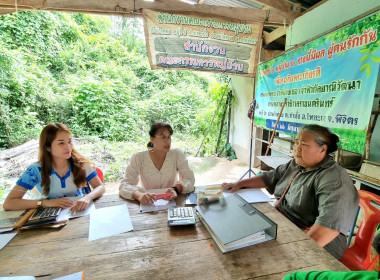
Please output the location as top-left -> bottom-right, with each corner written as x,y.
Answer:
347,169 -> 380,188
142,0 -> 296,25
0,0 -> 296,25
300,0 -> 329,16
263,26 -> 287,45
274,36 -> 286,45
260,5 -> 380,65
261,49 -> 284,62
247,0 -> 295,13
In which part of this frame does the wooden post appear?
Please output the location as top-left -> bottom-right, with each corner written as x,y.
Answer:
365,113 -> 379,160
265,98 -> 287,156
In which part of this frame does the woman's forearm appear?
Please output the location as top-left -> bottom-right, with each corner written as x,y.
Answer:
3,197 -> 40,211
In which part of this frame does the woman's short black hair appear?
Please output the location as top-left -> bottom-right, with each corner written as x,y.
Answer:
299,124 -> 339,154
147,122 -> 173,148
149,122 -> 173,137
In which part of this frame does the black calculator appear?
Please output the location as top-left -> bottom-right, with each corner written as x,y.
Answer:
167,207 -> 196,226
23,207 -> 62,226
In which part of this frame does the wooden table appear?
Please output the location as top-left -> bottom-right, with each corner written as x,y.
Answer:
0,194 -> 348,280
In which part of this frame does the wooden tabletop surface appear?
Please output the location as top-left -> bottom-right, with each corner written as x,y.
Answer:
0,193 -> 348,280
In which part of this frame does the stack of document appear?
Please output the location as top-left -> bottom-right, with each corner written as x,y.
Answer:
0,209 -> 26,232
196,194 -> 277,253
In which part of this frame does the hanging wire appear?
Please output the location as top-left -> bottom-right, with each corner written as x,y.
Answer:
264,10 -> 270,24
115,5 -> 127,12
115,0 -> 140,14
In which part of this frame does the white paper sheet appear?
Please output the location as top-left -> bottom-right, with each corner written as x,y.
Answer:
0,228 -> 14,233
0,232 -> 18,251
89,204 -> 133,241
223,188 -> 273,203
52,271 -> 84,280
139,188 -> 176,213
57,197 -> 96,222
139,199 -> 176,213
0,277 -> 35,280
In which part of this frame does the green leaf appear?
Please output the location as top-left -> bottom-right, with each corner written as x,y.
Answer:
371,55 -> 380,63
360,54 -> 369,63
366,64 -> 371,77
360,63 -> 369,72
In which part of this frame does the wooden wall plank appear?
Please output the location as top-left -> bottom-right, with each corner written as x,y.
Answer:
0,0 -> 296,26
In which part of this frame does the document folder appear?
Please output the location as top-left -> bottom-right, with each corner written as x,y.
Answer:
196,193 -> 277,253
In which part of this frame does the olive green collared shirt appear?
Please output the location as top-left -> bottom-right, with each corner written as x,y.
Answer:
261,156 -> 359,259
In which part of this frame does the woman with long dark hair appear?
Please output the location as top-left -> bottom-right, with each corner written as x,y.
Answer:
119,122 -> 195,204
4,123 -> 105,212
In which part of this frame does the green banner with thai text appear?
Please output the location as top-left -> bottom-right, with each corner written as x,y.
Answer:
142,9 -> 263,77
255,12 -> 380,154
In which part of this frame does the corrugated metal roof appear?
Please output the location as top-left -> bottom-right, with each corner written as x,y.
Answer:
202,0 -> 264,9
196,0 -> 323,50
199,0 -> 321,10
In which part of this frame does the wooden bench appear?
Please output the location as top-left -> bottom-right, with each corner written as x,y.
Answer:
347,161 -> 380,192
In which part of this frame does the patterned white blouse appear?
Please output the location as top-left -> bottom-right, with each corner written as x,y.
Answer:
119,148 -> 195,200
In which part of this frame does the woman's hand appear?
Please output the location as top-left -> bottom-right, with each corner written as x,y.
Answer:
221,182 -> 240,192
164,188 -> 177,201
135,191 -> 157,205
43,198 -> 74,209
70,196 -> 93,213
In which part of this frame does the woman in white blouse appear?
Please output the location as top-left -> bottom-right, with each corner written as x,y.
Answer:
119,122 -> 195,204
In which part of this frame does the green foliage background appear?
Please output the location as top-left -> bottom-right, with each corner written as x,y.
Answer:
0,11 -> 231,155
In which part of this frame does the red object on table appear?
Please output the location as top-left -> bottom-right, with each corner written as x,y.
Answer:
155,193 -> 171,199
